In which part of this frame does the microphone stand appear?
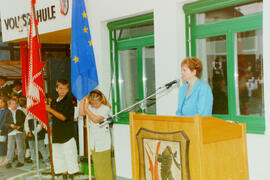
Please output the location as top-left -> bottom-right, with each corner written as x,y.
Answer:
99,81 -> 179,126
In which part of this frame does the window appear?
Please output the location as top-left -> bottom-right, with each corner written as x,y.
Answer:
196,1 -> 262,25
108,13 -> 155,124
183,0 -> 264,134
118,49 -> 139,112
116,23 -> 154,39
235,30 -> 263,116
196,35 -> 229,115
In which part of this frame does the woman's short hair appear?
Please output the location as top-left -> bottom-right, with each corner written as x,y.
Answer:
181,57 -> 203,78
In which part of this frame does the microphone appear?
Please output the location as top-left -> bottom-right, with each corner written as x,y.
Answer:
99,116 -> 113,126
165,79 -> 180,89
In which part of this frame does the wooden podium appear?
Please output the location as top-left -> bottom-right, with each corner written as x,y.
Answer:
129,113 -> 249,180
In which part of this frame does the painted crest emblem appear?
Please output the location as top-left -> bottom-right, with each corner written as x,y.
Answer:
60,0 -> 69,15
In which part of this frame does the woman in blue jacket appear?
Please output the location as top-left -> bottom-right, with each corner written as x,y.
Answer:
176,57 -> 213,117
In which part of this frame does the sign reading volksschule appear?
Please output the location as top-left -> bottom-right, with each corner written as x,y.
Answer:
0,0 -> 71,42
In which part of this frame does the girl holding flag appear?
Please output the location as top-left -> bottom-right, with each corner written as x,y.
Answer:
79,89 -> 113,180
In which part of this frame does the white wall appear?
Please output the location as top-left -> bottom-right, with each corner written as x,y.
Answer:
248,1 -> 270,180
88,0 -> 270,179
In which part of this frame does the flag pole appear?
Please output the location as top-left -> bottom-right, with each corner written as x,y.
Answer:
86,118 -> 92,180
31,0 -> 42,63
34,119 -> 41,180
30,1 -> 55,179
86,99 -> 92,180
46,123 -> 55,179
71,0 -> 99,178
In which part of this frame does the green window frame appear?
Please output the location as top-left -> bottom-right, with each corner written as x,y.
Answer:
183,0 -> 264,134
107,13 -> 154,124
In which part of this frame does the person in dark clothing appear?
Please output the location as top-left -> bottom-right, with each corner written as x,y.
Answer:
3,98 -> 26,168
0,76 -> 12,97
46,79 -> 79,180
212,77 -> 228,114
12,80 -> 23,97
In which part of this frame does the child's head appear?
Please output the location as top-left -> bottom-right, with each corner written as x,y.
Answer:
10,93 -> 19,102
0,76 -> 7,86
13,80 -> 22,91
56,79 -> 69,98
10,98 -> 18,110
87,89 -> 111,109
0,97 -> 8,109
18,96 -> 27,108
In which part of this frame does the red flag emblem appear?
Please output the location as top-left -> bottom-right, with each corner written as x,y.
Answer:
26,1 -> 48,129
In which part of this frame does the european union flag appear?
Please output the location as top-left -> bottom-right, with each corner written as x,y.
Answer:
71,0 -> 99,100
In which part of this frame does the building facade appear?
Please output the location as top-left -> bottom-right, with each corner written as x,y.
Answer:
1,0 -> 269,179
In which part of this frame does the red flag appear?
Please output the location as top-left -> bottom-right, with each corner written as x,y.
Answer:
26,1 -> 48,129
20,41 -> 28,96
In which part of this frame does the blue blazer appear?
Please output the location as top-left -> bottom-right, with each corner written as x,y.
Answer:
176,79 -> 213,117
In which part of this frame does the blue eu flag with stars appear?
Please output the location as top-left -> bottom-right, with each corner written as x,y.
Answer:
71,0 -> 98,100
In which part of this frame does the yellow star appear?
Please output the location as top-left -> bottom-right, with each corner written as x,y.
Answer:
82,11 -> 87,18
73,56 -> 79,63
83,26 -> 88,33
88,40 -> 93,46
